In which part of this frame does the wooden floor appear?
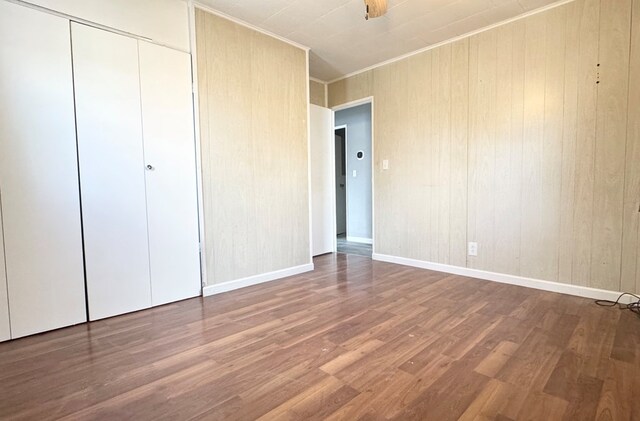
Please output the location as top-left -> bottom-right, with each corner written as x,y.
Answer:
0,254 -> 639,420
337,234 -> 372,257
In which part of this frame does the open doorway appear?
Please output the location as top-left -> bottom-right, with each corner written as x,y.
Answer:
333,102 -> 372,258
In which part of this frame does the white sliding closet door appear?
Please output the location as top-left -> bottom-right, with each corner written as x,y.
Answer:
0,199 -> 10,342
72,23 -> 152,320
138,42 -> 202,305
0,2 -> 86,338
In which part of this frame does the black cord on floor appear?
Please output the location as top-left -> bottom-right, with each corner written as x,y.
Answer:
595,292 -> 640,316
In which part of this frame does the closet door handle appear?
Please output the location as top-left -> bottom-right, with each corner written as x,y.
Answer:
146,164 -> 154,171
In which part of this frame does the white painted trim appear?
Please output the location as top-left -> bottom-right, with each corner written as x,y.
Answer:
347,236 -> 373,245
4,0 -> 190,53
372,253 -> 638,304
334,124 -> 348,240
309,76 -> 326,84
332,97 -> 375,253
330,111 -> 337,253
191,1 -> 309,52
326,0 -> 575,84
202,263 -> 314,296
370,98 -> 376,254
306,49 -> 314,264
332,97 -> 375,112
187,3 -> 207,293
324,82 -> 329,108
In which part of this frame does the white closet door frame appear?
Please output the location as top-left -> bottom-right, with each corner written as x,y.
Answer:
0,1 -> 86,338
138,41 -> 202,305
72,22 -> 152,321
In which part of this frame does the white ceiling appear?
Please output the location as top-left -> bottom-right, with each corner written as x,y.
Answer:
197,0 -> 563,82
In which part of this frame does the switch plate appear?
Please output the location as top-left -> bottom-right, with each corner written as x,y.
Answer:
468,242 -> 478,256
353,170 -> 357,177
382,159 -> 389,170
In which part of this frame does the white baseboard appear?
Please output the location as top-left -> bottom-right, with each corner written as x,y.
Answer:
202,263 -> 314,297
372,253 -> 635,304
347,236 -> 373,245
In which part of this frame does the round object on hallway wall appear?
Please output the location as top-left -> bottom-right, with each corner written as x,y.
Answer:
356,150 -> 364,160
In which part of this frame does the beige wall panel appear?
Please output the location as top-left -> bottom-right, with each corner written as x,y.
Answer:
519,12 -> 547,279
621,0 -> 640,293
328,72 -> 374,108
558,0 -> 581,284
539,6 -> 566,281
309,80 -> 326,107
448,39 -> 470,268
373,60 -> 410,257
196,10 -> 310,285
571,0 -> 601,287
467,30 -> 498,271
434,45 -> 452,264
590,0 -> 632,291
328,0 -> 640,295
492,21 -> 525,276
402,53 -> 431,261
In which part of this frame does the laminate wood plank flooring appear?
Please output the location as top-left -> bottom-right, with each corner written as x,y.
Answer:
337,234 -> 372,257
0,253 -> 638,420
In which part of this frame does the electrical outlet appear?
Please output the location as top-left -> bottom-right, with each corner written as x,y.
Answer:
382,159 -> 389,170
468,242 -> 478,257
353,170 -> 357,177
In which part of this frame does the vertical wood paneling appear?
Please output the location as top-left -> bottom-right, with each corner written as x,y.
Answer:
310,80 -> 326,107
405,53 -> 431,260
374,60 -> 410,257
590,0 -> 632,291
328,0 -> 640,294
493,22 -> 526,276
328,72 -> 374,108
558,0 -> 582,284
435,45 -> 452,264
196,10 -> 309,285
540,6 -> 566,282
449,39 -> 470,268
571,0 -> 600,287
621,0 -> 640,293
427,50 -> 440,263
468,30 -> 498,271
520,13 -> 547,279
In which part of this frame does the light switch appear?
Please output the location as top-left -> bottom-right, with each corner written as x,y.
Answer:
382,159 -> 389,170
352,170 -> 357,177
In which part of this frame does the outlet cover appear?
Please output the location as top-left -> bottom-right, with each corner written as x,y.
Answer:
468,242 -> 478,256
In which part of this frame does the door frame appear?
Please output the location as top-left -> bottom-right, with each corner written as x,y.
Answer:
334,124 -> 348,250
331,96 -> 375,253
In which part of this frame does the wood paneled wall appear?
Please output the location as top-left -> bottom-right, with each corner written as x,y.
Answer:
309,79 -> 326,107
328,0 -> 640,294
196,10 -> 310,285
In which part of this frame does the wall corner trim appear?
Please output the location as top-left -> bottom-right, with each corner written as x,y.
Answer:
372,253 -> 636,304
202,263 -> 314,297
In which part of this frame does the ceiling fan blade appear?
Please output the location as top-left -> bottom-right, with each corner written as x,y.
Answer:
364,0 -> 387,19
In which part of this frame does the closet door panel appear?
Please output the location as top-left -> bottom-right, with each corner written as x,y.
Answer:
138,42 -> 201,305
72,23 -> 152,320
0,2 -> 86,338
